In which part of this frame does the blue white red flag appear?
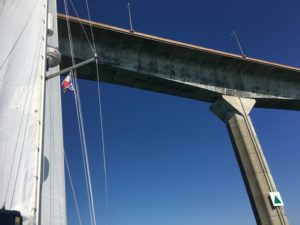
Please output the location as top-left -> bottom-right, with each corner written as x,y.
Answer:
62,71 -> 75,92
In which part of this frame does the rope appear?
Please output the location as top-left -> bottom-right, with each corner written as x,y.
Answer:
64,152 -> 83,225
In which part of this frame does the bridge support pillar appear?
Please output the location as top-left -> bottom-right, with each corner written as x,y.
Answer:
210,95 -> 289,225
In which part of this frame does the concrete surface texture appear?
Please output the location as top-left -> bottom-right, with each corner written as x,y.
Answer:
57,14 -> 300,110
211,96 -> 289,225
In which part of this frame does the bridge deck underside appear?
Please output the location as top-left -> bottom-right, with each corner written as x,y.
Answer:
58,15 -> 300,110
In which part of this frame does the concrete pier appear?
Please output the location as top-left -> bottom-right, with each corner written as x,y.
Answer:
211,96 -> 289,225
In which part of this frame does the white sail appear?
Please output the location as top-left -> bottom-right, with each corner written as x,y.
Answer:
0,0 -> 47,224
0,0 -> 66,224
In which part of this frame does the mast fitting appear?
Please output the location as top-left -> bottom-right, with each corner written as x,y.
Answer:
47,46 -> 61,68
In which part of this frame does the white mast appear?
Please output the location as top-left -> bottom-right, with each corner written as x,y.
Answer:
40,0 -> 67,224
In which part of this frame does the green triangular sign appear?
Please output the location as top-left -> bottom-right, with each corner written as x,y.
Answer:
274,195 -> 282,204
270,192 -> 284,207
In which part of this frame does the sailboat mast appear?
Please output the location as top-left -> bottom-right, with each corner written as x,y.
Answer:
35,0 -> 49,224
37,0 -> 67,224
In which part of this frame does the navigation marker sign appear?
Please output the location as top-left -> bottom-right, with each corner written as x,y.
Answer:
270,192 -> 284,207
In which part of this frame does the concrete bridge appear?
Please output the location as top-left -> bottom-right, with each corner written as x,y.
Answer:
57,14 -> 299,225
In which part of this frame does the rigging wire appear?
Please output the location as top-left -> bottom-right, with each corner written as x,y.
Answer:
63,1 -> 112,224
64,152 -> 83,225
95,57 -> 111,225
69,0 -> 112,223
68,0 -> 95,54
83,0 -> 96,53
64,0 -> 93,223
62,1 -> 97,225
80,0 -> 112,223
73,73 -> 97,225
72,70 -> 94,225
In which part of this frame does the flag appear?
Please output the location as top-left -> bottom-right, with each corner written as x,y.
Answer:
62,71 -> 75,92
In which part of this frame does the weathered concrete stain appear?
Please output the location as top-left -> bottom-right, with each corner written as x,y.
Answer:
58,14 -> 300,110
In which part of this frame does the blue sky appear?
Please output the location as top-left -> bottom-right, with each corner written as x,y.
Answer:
58,1 -> 300,225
